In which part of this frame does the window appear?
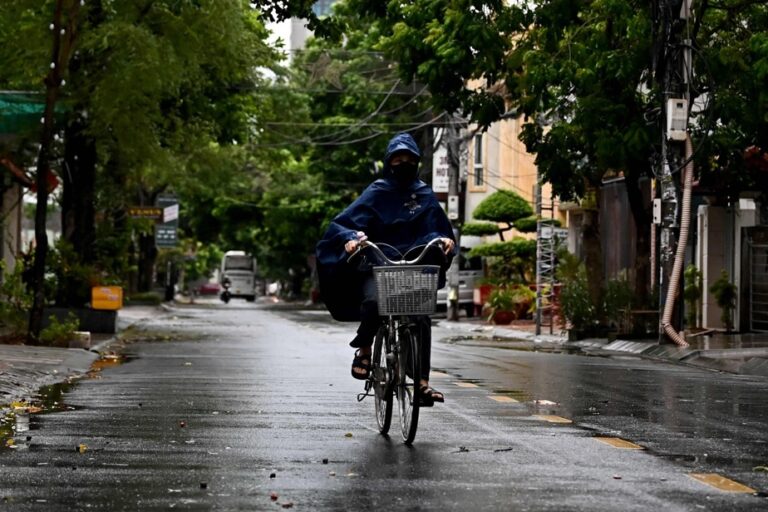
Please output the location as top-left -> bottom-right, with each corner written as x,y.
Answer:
473,134 -> 484,186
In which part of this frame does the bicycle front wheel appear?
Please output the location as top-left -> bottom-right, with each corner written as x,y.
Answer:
396,325 -> 420,444
372,325 -> 392,434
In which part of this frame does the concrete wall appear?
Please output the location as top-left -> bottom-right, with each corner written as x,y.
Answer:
697,201 -> 760,331
697,205 -> 729,329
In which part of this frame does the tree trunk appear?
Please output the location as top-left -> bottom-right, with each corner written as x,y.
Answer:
580,186 -> 604,324
28,0 -> 80,342
137,232 -> 158,292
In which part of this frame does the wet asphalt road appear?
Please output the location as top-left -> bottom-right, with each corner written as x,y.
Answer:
1,301 -> 767,511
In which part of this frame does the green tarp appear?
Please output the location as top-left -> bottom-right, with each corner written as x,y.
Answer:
0,91 -> 46,135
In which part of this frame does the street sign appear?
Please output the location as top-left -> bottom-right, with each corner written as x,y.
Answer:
432,136 -> 450,193
155,195 -> 179,248
163,203 -> 179,223
128,206 -> 163,220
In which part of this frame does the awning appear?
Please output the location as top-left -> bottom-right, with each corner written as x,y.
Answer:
0,91 -> 46,136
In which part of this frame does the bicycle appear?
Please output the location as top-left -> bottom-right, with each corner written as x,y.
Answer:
349,238 -> 446,444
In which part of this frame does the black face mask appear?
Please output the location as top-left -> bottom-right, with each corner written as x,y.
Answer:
390,161 -> 419,186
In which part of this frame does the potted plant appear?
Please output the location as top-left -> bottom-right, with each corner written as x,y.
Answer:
484,285 -> 535,325
555,249 -> 597,339
709,269 -> 737,332
485,287 -> 516,324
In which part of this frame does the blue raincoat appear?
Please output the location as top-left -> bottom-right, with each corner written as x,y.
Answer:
315,133 -> 456,321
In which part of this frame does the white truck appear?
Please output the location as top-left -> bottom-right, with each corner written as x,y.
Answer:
219,251 -> 257,303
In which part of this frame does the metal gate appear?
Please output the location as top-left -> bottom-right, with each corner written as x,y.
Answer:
751,243 -> 768,332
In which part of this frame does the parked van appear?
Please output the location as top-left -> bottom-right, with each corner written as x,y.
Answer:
436,247 -> 484,317
219,251 -> 257,303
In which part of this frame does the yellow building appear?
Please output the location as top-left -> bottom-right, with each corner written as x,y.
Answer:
464,117 -> 565,237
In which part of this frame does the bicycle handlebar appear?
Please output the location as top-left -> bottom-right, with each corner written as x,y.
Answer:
347,238 -> 446,266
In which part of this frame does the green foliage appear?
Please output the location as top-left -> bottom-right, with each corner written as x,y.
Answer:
555,250 -> 597,332
180,243 -> 224,291
461,222 -> 500,237
709,270 -> 738,332
484,285 -> 536,323
0,261 -> 32,335
684,264 -> 703,329
469,238 -> 536,284
472,190 -> 533,225
39,312 -> 80,348
126,292 -> 163,305
604,272 -> 635,333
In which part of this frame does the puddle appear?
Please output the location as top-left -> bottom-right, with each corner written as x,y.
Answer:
1,381 -> 82,450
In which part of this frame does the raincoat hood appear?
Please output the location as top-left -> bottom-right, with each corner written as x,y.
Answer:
382,132 -> 422,179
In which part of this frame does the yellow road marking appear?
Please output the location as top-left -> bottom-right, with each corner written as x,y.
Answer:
489,395 -> 518,403
455,382 -> 479,388
689,473 -> 756,493
594,437 -> 644,450
534,415 -> 572,424
430,371 -> 449,379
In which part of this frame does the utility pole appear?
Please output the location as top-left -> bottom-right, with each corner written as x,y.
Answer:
445,114 -> 466,321
656,0 -> 694,344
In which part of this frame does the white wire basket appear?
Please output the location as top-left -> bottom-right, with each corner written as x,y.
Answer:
373,265 -> 440,316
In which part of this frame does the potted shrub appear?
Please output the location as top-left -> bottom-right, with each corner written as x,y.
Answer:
709,269 -> 737,332
485,287 -> 516,324
484,285 -> 536,325
555,249 -> 597,339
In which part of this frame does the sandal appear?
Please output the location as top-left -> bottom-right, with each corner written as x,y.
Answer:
419,385 -> 445,407
351,349 -> 371,380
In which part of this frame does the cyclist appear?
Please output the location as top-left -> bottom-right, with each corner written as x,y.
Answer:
316,132 -> 455,405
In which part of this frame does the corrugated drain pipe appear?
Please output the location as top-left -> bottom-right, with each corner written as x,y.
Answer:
661,135 -> 693,347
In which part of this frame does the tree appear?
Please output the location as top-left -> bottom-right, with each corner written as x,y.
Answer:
464,189 -> 533,241
253,2 -> 440,286
5,0 -> 82,342
462,189 -> 536,283
341,0 -> 768,321
0,1 -> 312,309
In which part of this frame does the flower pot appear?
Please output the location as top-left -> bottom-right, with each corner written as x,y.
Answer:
491,310 -> 515,325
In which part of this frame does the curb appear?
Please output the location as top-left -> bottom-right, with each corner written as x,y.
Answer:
436,320 -> 768,378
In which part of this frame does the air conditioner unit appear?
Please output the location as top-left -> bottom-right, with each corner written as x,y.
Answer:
666,98 -> 688,141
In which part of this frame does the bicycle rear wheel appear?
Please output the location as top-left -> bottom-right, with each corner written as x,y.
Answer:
396,325 -> 420,444
372,325 -> 393,434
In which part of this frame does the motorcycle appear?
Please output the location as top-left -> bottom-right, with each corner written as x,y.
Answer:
220,277 -> 231,304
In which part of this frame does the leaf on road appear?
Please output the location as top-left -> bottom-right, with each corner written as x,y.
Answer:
77,444 -> 87,454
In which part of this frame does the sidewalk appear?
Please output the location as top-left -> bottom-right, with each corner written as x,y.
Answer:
0,305 -> 165,409
436,315 -> 768,378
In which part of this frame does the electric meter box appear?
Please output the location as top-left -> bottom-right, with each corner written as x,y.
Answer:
666,98 -> 688,141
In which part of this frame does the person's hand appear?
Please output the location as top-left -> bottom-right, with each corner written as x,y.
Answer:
345,231 -> 368,254
438,237 -> 455,255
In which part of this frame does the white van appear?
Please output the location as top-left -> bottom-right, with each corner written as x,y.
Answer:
219,251 -> 257,302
